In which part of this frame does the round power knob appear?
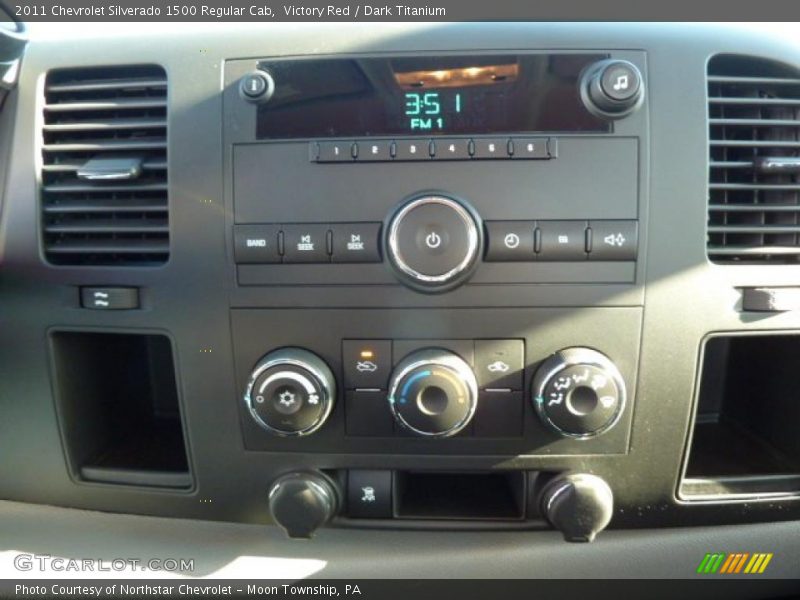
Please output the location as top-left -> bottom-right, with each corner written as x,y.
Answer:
244,348 -> 335,437
581,59 -> 644,118
388,349 -> 478,437
386,195 -> 482,293
268,472 -> 339,539
532,348 -> 626,439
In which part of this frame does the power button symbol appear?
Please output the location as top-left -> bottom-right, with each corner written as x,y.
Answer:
387,195 -> 481,292
425,231 -> 442,249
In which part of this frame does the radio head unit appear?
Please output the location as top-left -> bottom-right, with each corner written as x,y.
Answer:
223,51 -> 647,300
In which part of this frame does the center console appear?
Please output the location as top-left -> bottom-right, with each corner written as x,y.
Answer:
221,50 -> 647,538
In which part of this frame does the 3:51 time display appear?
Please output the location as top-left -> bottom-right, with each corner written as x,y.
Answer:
404,92 -> 462,131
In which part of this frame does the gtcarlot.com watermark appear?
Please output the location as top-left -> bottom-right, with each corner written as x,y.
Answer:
14,553 -> 195,573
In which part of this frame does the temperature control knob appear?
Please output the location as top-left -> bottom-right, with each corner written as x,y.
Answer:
386,195 -> 482,293
581,59 -> 644,118
388,349 -> 478,437
532,348 -> 625,439
244,348 -> 335,437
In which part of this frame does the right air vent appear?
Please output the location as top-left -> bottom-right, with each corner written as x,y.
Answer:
707,55 -> 800,264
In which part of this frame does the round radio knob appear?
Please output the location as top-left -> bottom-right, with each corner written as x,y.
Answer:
386,195 -> 482,293
244,348 -> 335,436
388,349 -> 478,437
581,59 -> 643,118
532,348 -> 626,438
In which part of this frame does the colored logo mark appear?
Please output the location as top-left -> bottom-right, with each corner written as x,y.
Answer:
696,552 -> 773,574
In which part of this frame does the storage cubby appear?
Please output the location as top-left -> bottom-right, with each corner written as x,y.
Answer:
51,331 -> 191,489
681,334 -> 800,498
395,471 -> 526,520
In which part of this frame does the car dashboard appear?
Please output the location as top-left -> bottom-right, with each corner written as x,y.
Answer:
2,21 -> 800,581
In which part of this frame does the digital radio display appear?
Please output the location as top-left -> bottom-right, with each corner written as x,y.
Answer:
255,54 -> 611,139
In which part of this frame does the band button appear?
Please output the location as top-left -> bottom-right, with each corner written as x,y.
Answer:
233,224 -> 281,263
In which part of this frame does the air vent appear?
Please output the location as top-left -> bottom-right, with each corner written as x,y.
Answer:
707,55 -> 800,263
41,65 -> 168,265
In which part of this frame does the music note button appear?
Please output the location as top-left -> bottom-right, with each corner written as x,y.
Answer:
600,62 -> 641,102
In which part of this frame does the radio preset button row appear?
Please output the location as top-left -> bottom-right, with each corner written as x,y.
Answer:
484,220 -> 638,262
234,223 -> 382,264
311,137 -> 555,163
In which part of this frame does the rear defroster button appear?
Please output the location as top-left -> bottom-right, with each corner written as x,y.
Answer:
386,195 -> 483,292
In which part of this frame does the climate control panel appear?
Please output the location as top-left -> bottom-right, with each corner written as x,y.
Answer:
233,307 -> 640,456
240,334 -> 630,449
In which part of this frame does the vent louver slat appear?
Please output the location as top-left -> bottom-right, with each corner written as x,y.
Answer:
41,65 -> 169,266
707,55 -> 800,264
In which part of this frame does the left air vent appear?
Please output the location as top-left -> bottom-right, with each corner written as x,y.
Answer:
41,65 -> 168,266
